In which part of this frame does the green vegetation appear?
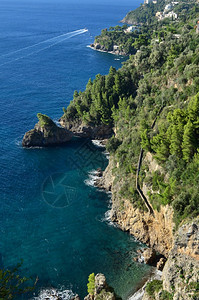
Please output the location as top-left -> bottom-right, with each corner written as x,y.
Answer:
37,113 -> 55,127
87,273 -> 95,296
145,280 -> 163,297
62,0 -> 199,226
0,262 -> 35,299
123,0 -> 165,24
159,290 -> 173,300
123,0 -> 198,25
62,66 -> 139,126
93,26 -> 140,55
145,280 -> 173,299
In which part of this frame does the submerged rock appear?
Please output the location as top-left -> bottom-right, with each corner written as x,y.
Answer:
22,113 -> 73,147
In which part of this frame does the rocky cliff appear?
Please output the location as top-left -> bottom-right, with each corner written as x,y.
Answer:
96,154 -> 199,299
22,113 -> 73,147
59,118 -> 113,139
84,273 -> 116,300
90,43 -> 127,56
142,218 -> 199,300
96,157 -> 174,258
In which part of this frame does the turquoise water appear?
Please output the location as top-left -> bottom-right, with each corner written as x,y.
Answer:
0,0 -> 151,299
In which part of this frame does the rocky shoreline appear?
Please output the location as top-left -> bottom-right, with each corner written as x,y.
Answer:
23,115 -> 199,299
94,155 -> 199,300
23,115 -> 113,148
89,43 -> 127,56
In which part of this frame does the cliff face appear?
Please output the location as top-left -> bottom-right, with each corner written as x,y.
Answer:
97,158 -> 174,258
142,218 -> 199,300
162,219 -> 199,300
98,155 -> 199,299
60,118 -> 113,140
111,201 -> 174,258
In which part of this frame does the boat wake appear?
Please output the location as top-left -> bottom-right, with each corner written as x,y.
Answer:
0,29 -> 88,67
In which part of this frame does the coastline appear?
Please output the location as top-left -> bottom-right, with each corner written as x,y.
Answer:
87,45 -> 127,57
128,269 -> 162,300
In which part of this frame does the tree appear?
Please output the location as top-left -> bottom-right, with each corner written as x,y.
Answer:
87,273 -> 95,297
0,262 -> 36,299
182,120 -> 195,162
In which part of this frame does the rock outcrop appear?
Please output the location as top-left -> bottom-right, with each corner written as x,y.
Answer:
97,153 -> 199,299
96,158 -> 174,257
161,218 -> 199,300
142,248 -> 157,265
90,43 -> 127,56
60,118 -> 113,140
142,218 -> 199,300
22,114 -> 73,147
84,274 -> 115,300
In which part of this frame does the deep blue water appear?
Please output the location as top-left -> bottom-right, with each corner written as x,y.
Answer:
0,0 -> 152,299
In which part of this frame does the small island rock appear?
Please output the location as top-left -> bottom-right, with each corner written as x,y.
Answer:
22,113 -> 73,147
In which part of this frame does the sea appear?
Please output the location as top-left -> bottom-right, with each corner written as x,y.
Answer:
0,0 -> 152,299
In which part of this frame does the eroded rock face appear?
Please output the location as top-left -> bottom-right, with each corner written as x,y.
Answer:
22,117 -> 73,147
156,258 -> 167,271
111,200 -> 174,257
143,248 -> 157,265
162,218 -> 199,300
84,274 -> 115,300
96,156 -> 174,258
95,273 -> 107,294
60,118 -> 113,140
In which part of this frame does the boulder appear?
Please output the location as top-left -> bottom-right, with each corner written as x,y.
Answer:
71,295 -> 81,300
22,113 -> 73,147
156,257 -> 167,271
143,248 -> 157,265
95,273 -> 107,294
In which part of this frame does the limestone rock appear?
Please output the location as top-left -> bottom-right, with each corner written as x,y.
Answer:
71,295 -> 80,300
60,118 -> 113,140
162,217 -> 199,300
95,273 -> 107,294
22,114 -> 73,147
97,153 -> 174,257
84,274 -> 115,300
143,248 -> 157,265
156,258 -> 166,271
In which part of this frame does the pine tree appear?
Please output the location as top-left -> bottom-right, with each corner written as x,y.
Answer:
182,121 -> 195,162
87,273 -> 95,296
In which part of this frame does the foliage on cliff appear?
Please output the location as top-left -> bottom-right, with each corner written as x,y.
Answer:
93,26 -> 139,55
37,113 -> 55,128
62,66 -> 139,126
62,0 -> 199,225
123,0 -> 199,25
87,273 -> 95,296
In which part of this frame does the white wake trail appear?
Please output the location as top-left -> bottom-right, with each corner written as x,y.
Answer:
0,29 -> 85,58
0,29 -> 88,67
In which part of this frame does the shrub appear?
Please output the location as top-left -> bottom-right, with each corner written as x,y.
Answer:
87,273 -> 95,296
146,280 -> 163,297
